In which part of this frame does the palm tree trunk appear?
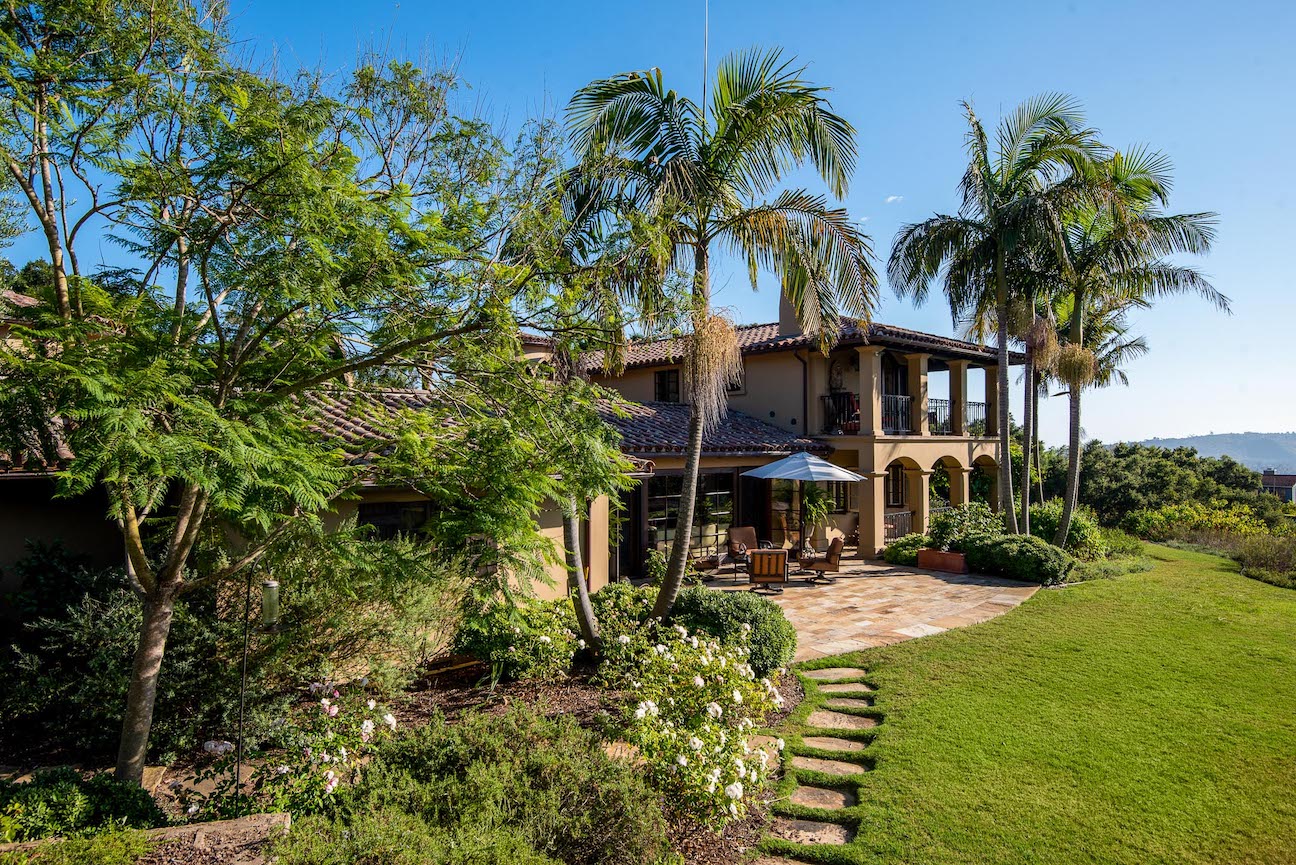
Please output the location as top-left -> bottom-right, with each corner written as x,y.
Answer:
563,498 -> 601,651
1054,295 -> 1085,547
653,239 -> 710,618
994,251 -> 1019,533
1034,382 -> 1045,503
1020,359 -> 1033,534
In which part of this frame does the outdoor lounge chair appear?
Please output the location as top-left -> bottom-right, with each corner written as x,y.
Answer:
801,537 -> 844,584
726,526 -> 773,576
748,548 -> 789,594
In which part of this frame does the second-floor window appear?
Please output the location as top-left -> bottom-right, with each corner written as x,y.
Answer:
654,368 -> 680,403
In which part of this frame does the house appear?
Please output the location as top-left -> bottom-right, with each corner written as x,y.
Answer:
590,297 -> 1020,569
1262,469 -> 1296,503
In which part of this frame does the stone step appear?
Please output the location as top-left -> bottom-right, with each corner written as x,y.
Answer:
801,735 -> 867,752
770,817 -> 854,845
824,697 -> 873,711
819,682 -> 874,694
790,785 -> 857,809
790,754 -> 867,776
806,709 -> 879,731
802,667 -> 868,682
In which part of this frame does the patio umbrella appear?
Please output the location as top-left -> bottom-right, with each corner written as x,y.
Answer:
742,453 -> 865,557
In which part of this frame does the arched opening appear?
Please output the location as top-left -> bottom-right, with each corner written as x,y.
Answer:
883,456 -> 924,542
929,456 -> 965,518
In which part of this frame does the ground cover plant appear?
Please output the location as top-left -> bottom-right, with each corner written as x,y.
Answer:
773,546 -> 1296,864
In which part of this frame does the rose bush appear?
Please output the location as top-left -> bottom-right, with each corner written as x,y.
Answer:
598,620 -> 784,826
451,598 -> 580,683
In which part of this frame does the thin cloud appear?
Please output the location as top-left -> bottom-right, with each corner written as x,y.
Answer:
884,195 -> 904,204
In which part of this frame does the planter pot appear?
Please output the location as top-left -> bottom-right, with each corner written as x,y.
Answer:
917,548 -> 968,574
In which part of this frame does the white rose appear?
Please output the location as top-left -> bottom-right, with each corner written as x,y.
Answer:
725,781 -> 744,800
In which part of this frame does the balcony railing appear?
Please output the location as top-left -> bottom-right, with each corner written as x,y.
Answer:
820,392 -> 860,434
884,511 -> 913,542
929,399 -> 989,435
882,394 -> 912,434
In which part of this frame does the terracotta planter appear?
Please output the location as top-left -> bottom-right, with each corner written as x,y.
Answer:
917,548 -> 968,574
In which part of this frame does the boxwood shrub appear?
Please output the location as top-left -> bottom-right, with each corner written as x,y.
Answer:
670,585 -> 797,677
929,503 -> 1003,552
1029,499 -> 1107,560
962,534 -> 1076,586
0,768 -> 167,842
883,533 -> 930,566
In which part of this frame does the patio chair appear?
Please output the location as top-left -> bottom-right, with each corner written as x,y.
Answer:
801,537 -> 845,585
748,548 -> 789,594
726,526 -> 773,576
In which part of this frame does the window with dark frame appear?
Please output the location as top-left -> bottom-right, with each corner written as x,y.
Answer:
357,501 -> 432,540
825,481 -> 852,513
885,464 -> 906,508
654,368 -> 680,403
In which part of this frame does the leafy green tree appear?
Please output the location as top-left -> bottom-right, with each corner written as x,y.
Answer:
889,94 -> 1100,533
1046,149 -> 1225,547
565,48 -> 877,616
0,36 -> 627,784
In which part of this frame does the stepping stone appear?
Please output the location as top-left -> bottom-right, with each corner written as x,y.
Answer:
802,667 -> 867,682
791,785 -> 857,809
603,742 -> 645,766
824,697 -> 873,710
791,755 -> 866,776
819,682 -> 873,694
807,710 -> 879,731
770,817 -> 854,845
802,735 -> 867,752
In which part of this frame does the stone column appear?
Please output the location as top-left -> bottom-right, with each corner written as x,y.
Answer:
855,471 -> 888,558
948,360 -> 970,436
983,365 -> 999,437
856,346 -> 883,436
904,353 -> 930,435
948,466 -> 971,507
905,468 -> 933,535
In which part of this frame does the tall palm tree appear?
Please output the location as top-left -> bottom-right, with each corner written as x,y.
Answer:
1049,149 -> 1226,547
888,94 -> 1099,533
566,48 -> 877,617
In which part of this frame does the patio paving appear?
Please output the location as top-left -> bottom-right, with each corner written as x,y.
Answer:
708,557 -> 1038,661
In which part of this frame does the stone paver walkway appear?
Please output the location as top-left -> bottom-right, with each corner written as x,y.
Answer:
715,560 -> 1037,660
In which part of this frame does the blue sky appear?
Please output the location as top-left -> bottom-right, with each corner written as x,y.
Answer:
31,0 -> 1296,445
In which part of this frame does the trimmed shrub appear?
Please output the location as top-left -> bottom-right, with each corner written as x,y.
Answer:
1029,500 -> 1107,560
882,533 -> 929,566
451,598 -> 579,683
962,535 -> 1075,586
670,586 -> 797,677
1097,527 -> 1145,559
0,769 -> 167,842
929,503 -> 1003,552
343,707 -> 670,865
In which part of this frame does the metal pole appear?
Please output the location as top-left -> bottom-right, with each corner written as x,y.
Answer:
234,569 -> 253,801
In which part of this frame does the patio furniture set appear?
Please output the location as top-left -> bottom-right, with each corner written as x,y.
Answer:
726,526 -> 845,594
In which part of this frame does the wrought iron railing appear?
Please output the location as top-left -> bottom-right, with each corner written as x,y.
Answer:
882,394 -> 912,434
820,392 -> 860,434
883,511 -> 914,542
966,401 -> 987,436
929,398 -> 952,435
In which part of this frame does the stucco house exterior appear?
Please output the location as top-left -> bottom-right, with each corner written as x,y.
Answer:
1261,469 -> 1296,503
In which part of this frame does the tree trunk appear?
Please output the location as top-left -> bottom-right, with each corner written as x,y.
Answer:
653,239 -> 709,619
563,498 -> 601,651
115,589 -> 177,784
1034,381 -> 1045,504
1054,293 -> 1085,548
1020,359 -> 1034,534
34,90 -> 72,320
654,403 -> 704,618
994,251 -> 1019,533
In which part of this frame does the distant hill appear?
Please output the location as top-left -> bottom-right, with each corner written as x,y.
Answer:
1134,432 -> 1296,473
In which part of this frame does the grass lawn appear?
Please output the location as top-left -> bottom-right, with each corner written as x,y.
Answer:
771,545 -> 1296,865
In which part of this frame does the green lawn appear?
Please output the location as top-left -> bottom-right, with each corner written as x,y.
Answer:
772,546 -> 1296,865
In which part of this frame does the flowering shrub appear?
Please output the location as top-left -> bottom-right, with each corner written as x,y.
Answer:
1122,501 -> 1269,542
1029,500 -> 1107,560
599,620 -> 784,826
670,587 -> 797,677
194,684 -> 398,818
452,598 -> 580,683
929,502 -> 1003,551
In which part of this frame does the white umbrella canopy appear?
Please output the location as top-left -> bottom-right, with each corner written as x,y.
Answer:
741,452 -> 865,483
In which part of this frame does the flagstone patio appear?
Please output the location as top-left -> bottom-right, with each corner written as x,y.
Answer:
708,558 -> 1038,660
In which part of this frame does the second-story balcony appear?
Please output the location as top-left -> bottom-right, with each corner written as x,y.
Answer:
822,392 -> 989,436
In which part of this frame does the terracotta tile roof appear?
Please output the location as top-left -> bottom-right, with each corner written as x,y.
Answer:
585,319 -> 1023,371
601,400 -> 829,458
1,290 -> 40,309
304,390 -> 442,457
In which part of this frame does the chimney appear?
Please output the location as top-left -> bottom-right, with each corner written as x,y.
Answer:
1264,468 -> 1276,477
778,293 -> 801,337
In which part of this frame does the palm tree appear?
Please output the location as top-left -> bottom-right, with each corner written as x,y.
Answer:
565,48 -> 877,617
1049,148 -> 1226,546
888,94 -> 1100,533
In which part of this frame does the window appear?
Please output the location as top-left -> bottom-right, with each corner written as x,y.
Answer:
824,481 -> 853,513
357,500 -> 431,540
885,464 -> 906,508
654,368 -> 680,403
645,471 -> 735,553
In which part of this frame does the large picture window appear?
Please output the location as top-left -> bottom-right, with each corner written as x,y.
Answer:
645,471 -> 735,553
654,368 -> 680,403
